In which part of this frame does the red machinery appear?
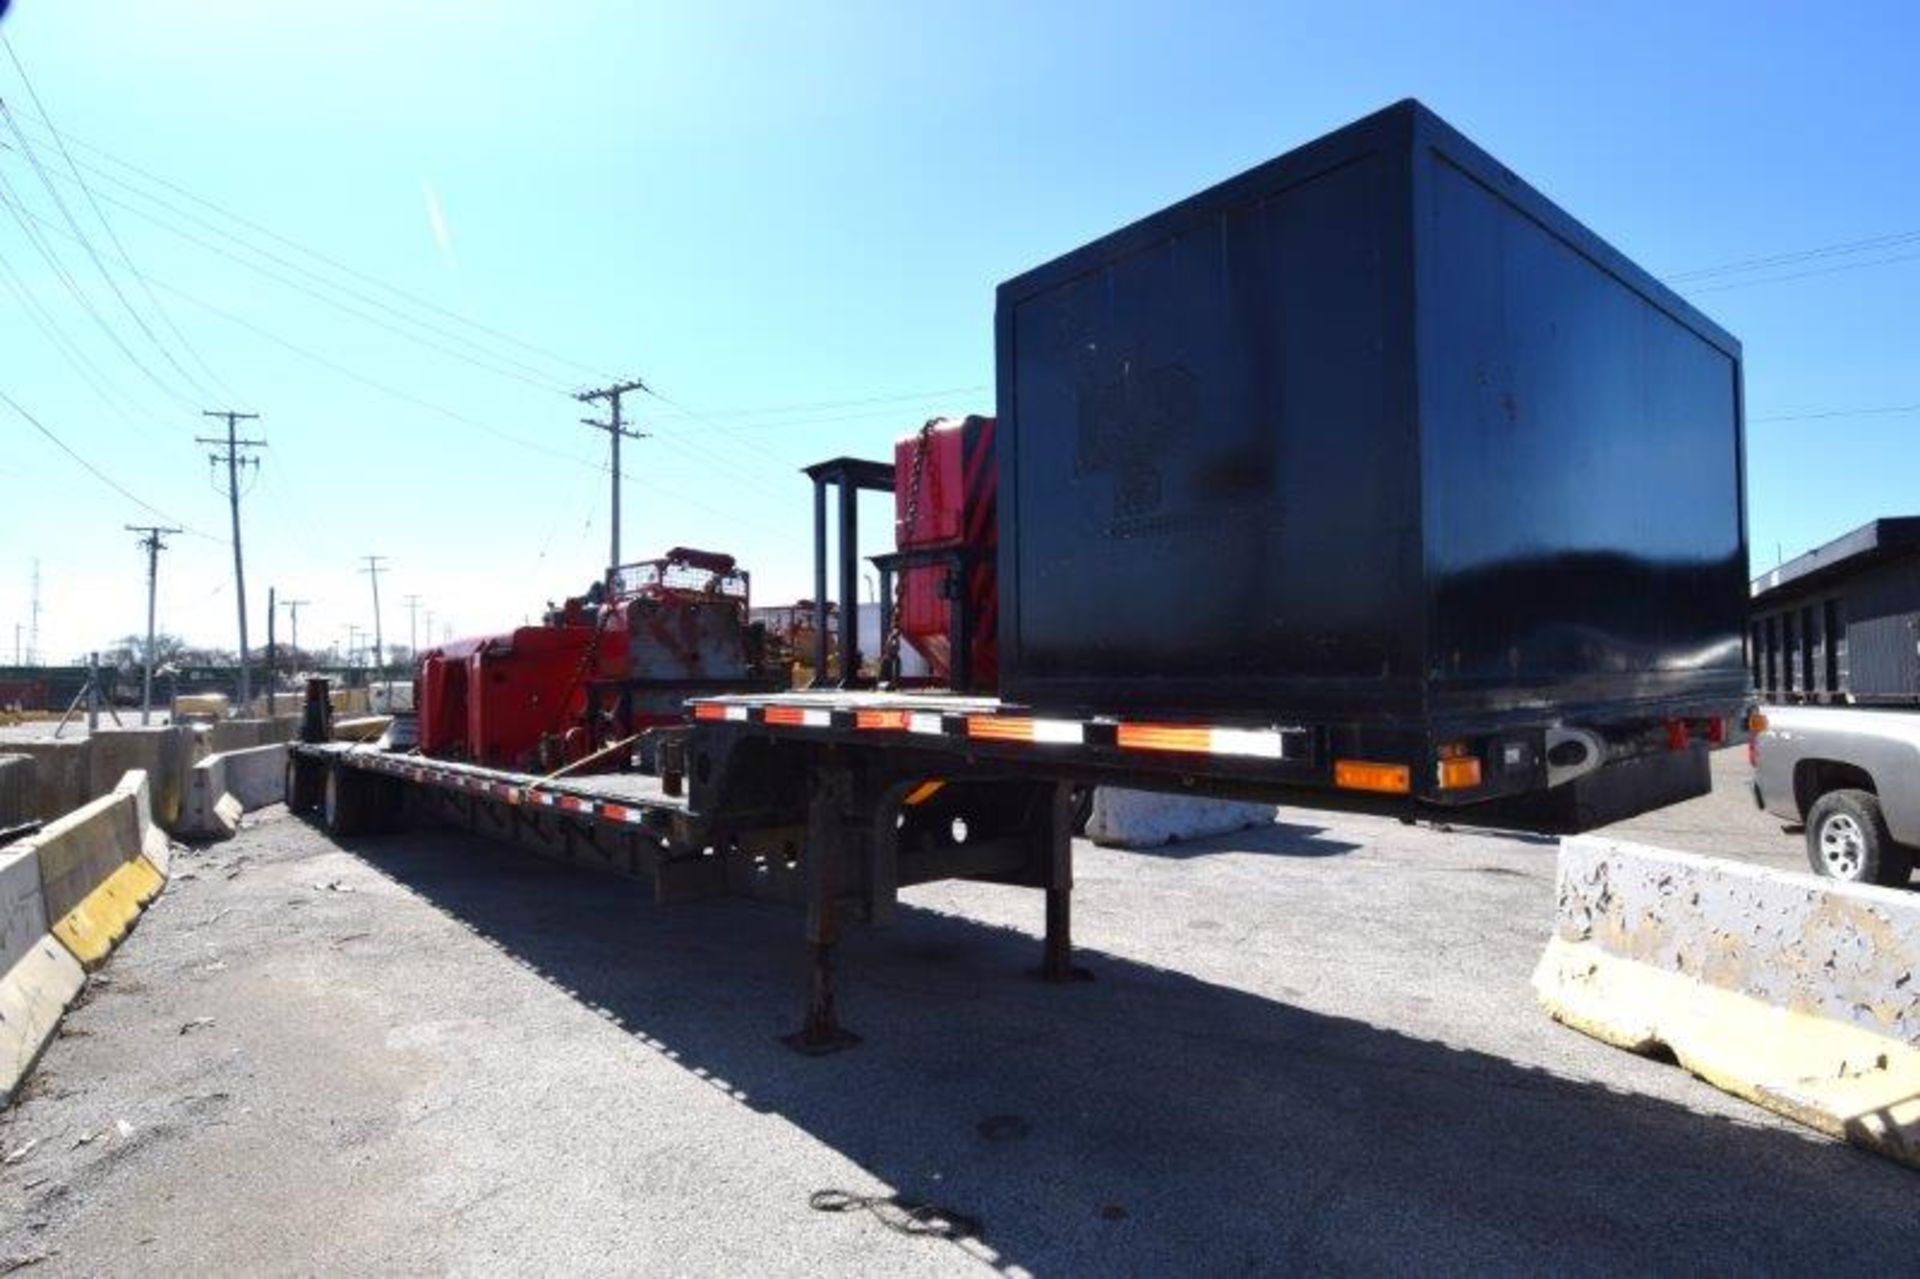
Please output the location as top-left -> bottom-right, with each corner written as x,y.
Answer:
890,415 -> 998,688
416,548 -> 771,771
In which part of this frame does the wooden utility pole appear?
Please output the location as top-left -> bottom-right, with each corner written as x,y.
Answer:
575,380 -> 649,576
402,593 -> 422,667
360,555 -> 388,690
197,410 -> 264,706
126,523 -> 182,725
280,596 -> 310,679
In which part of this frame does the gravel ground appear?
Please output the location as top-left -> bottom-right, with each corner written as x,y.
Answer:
2,749 -> 1911,1276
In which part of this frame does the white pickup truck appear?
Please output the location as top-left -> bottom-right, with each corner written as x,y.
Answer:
1752,704 -> 1920,886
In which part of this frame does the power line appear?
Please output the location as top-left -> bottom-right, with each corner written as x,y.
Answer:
2,35 -> 231,400
1684,249 -> 1920,296
0,229 -> 171,442
5,104 -> 617,385
1,387 -> 209,534
1751,402 -> 1920,424
0,98 -> 201,406
1670,226 -> 1920,283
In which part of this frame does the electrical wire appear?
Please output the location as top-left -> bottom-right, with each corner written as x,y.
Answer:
1684,249 -> 1920,296
6,105 -> 617,385
0,100 -> 203,407
1751,403 -> 1920,424
2,35 -> 234,401
1670,227 -> 1920,283
1,387 -> 217,538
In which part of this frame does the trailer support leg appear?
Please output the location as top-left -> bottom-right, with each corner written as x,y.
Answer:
1036,782 -> 1092,982
786,763 -> 861,1054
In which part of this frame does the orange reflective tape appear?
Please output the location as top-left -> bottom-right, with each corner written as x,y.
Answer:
857,710 -> 911,731
967,716 -> 1034,742
903,780 -> 945,806
1116,723 -> 1213,754
693,704 -> 728,721
764,706 -> 807,726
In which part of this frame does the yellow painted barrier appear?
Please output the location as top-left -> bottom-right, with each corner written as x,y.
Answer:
23,769 -> 170,972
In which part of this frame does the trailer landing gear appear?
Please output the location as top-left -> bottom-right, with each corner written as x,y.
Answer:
781,765 -> 1088,1054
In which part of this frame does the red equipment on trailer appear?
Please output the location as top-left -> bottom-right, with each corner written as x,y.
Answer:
414,547 -> 772,773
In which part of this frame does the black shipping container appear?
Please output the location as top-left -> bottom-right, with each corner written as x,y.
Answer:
994,99 -> 1748,738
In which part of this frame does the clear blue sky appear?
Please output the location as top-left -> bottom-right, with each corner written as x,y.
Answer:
2,1 -> 1916,663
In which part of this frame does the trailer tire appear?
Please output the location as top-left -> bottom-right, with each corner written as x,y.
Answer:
1805,789 -> 1912,887
321,763 -> 367,837
285,753 -> 320,816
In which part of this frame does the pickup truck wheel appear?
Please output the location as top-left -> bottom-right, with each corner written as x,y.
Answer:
1806,790 -> 1911,887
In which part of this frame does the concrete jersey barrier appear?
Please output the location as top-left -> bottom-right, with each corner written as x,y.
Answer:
182,744 -> 288,840
5,739 -> 92,823
88,726 -> 194,831
1534,834 -> 1920,1167
0,754 -> 32,828
0,842 -> 85,1105
1084,789 -> 1275,849
23,769 -> 168,970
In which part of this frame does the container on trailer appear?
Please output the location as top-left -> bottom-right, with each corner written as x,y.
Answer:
994,98 -> 1748,738
894,415 -> 999,687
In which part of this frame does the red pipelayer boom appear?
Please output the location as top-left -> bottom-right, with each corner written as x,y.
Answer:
415,547 -> 771,772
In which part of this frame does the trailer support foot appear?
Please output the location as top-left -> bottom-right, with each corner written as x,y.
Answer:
1036,784 -> 1092,982
786,761 -> 862,1053
784,941 -> 862,1055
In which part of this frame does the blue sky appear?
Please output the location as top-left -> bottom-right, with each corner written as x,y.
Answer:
2,1 -> 1915,662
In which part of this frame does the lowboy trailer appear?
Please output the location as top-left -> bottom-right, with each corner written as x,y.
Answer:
290,99 -> 1751,1050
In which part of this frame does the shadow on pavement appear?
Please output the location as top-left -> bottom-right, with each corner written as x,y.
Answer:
1112,818 -> 1364,861
341,825 -> 1920,1275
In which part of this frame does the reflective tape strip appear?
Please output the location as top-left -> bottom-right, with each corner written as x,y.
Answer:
560,796 -> 594,814
856,710 -> 911,731
765,706 -> 832,728
967,716 -> 1086,745
1117,723 -> 1291,759
908,712 -> 944,736
724,705 -> 749,722
693,704 -> 728,721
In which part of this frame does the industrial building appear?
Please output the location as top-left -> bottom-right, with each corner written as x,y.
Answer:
1749,516 -> 1920,704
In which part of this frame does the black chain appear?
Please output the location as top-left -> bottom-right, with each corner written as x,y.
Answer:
881,419 -> 937,684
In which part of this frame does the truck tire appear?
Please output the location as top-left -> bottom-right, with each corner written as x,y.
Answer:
321,764 -> 366,837
1805,789 -> 1912,887
285,753 -> 320,817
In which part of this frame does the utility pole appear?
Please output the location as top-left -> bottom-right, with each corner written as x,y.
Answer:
29,558 -> 40,665
280,596 -> 310,679
424,608 -> 435,651
402,593 -> 422,667
198,410 -> 264,706
575,379 -> 650,576
126,524 -> 182,725
360,555 -> 388,690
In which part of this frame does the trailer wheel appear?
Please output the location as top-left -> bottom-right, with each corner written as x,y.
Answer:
321,763 -> 366,837
1806,789 -> 1912,887
285,753 -> 320,816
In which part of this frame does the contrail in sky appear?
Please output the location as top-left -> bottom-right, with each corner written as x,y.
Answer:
422,179 -> 456,267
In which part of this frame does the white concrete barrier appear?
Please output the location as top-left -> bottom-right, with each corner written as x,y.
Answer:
6,739 -> 92,823
0,754 -> 32,828
1534,835 -> 1920,1168
88,726 -> 194,831
1084,789 -> 1274,849
181,743 -> 289,840
0,841 -> 85,1106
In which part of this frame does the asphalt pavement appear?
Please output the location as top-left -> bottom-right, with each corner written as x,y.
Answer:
2,748 -> 1911,1276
